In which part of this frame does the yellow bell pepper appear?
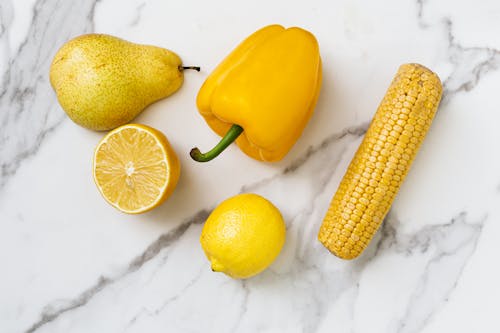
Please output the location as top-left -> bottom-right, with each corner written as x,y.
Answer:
190,24 -> 322,162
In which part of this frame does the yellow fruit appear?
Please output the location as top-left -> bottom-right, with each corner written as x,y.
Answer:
200,193 -> 286,279
93,124 -> 180,214
50,34 -> 198,131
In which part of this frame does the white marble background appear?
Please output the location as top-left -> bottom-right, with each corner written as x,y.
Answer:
1,0 -> 500,332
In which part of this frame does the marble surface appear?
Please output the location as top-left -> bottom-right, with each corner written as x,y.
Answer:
1,0 -> 500,332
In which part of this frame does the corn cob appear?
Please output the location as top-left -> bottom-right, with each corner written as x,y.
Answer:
318,63 -> 442,260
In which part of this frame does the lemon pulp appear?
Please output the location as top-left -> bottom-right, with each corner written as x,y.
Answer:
93,124 -> 180,214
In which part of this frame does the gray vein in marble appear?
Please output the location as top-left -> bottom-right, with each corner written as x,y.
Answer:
25,276 -> 111,333
230,280 -> 249,333
241,122 -> 368,193
128,2 -> 146,27
0,1 -> 13,40
0,0 -> 14,101
416,0 -> 500,102
442,19 -> 500,100
294,257 -> 334,333
349,284 -> 360,333
123,268 -> 204,333
372,212 -> 484,263
415,0 -> 428,29
128,209 -> 209,272
284,124 -> 368,175
394,212 -> 485,333
24,209 -> 210,333
0,0 -> 98,192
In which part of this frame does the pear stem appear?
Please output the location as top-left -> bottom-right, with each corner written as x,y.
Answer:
190,124 -> 244,162
180,66 -> 201,72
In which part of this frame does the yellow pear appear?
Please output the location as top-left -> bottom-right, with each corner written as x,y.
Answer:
49,34 -> 198,131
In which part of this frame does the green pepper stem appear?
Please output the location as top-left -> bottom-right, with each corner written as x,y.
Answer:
179,66 -> 201,72
190,124 -> 244,162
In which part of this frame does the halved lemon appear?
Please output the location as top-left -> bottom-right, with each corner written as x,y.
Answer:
93,124 -> 180,214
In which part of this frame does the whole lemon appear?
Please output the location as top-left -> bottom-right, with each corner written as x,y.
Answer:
200,193 -> 286,279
